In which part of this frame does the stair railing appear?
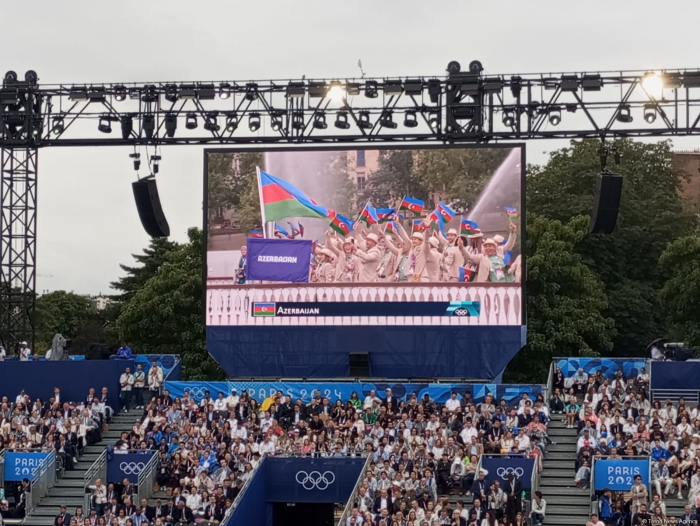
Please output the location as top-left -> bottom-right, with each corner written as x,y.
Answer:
136,451 -> 160,504
336,454 -> 372,526
83,449 -> 107,512
221,453 -> 268,526
27,450 -> 56,516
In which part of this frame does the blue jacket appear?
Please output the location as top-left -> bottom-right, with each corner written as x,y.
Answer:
117,346 -> 133,359
598,495 -> 612,519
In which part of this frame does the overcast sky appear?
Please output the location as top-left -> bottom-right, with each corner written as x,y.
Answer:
2,0 -> 699,294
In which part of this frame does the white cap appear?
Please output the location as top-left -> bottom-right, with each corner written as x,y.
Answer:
447,228 -> 458,236
411,232 -> 424,241
21,341 -> 27,346
366,233 -> 379,243
493,235 -> 505,244
428,237 -> 439,248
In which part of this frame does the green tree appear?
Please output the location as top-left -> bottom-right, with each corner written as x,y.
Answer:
366,150 -> 425,206
504,214 -> 615,382
659,235 -> 700,349
110,237 -> 177,303
35,291 -> 94,352
116,228 -> 224,380
527,139 -> 697,355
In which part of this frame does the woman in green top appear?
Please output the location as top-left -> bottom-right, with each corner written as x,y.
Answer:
565,397 -> 581,429
348,391 -> 362,409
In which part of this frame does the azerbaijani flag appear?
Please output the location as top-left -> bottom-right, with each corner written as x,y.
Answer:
274,223 -> 292,239
504,206 -> 519,217
412,219 -> 425,233
249,230 -> 264,238
359,205 -> 380,226
428,210 -> 442,231
298,222 -> 305,237
287,222 -> 301,238
253,303 -> 276,317
460,219 -> 479,235
437,202 -> 455,224
330,214 -> 355,236
459,267 -> 475,282
375,208 -> 396,223
259,169 -> 333,222
385,221 -> 399,234
400,196 -> 425,216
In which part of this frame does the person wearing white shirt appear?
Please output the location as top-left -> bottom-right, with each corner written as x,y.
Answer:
148,361 -> 164,395
445,393 -> 461,413
226,389 -> 240,406
577,430 -> 597,451
15,390 -> 26,405
213,393 -> 227,412
260,436 -> 276,455
233,423 -> 247,440
19,341 -> 31,361
460,421 -> 478,444
363,390 -> 380,410
119,367 -> 134,412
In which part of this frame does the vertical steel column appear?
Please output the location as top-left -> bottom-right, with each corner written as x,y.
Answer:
0,146 -> 37,353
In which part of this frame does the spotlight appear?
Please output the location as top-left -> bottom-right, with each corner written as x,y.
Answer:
121,115 -> 133,139
165,113 -> 177,138
225,112 -> 238,133
164,84 -> 178,103
203,113 -> 220,132
151,155 -> 161,175
644,103 -> 657,123
642,71 -> 663,99
510,76 -> 522,98
428,79 -> 441,103
219,83 -> 231,99
428,116 -> 439,131
129,152 -> 141,171
335,111 -> 351,129
379,111 -> 398,129
287,82 -> 306,98
178,84 -> 197,100
358,111 -> 372,129
548,108 -> 561,126
291,111 -> 304,130
31,116 -> 42,137
98,114 -> 113,134
185,113 -> 198,130
270,112 -> 283,132
245,83 -> 259,101
364,80 -> 379,99
503,110 -> 515,127
313,112 -> 327,130
51,116 -> 64,135
616,104 -> 633,123
114,85 -> 127,101
142,115 -> 155,138
249,112 -> 261,132
329,82 -> 346,101
404,111 -> 418,128
69,86 -> 88,101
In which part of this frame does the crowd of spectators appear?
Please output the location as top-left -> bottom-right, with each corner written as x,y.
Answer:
111,384 -> 553,526
549,365 -> 700,525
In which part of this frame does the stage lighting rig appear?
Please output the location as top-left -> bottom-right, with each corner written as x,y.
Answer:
185,113 -> 198,130
248,112 -> 261,132
225,113 -> 238,133
51,116 -> 64,135
404,111 -> 418,128
358,111 -> 372,130
313,112 -> 327,130
129,152 -> 141,171
548,108 -> 561,126
644,103 -> 657,123
335,111 -> 350,129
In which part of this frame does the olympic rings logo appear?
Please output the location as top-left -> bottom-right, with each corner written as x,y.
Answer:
295,470 -> 336,490
185,387 -> 207,401
120,462 -> 146,475
496,467 -> 524,479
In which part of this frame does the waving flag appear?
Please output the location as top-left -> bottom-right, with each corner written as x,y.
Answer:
359,205 -> 380,226
298,222 -> 305,237
274,223 -> 292,239
460,219 -> 479,235
375,208 -> 397,223
258,169 -> 334,222
412,219 -> 425,233
437,202 -> 455,224
428,210 -> 443,231
459,267 -> 475,282
385,221 -> 399,234
287,222 -> 301,238
504,206 -> 519,217
399,196 -> 425,216
330,214 -> 355,236
249,230 -> 264,239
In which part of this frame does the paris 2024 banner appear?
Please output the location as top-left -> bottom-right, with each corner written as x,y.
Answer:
205,146 -> 524,328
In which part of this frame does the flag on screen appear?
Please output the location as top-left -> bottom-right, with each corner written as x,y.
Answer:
399,196 -> 425,216
274,223 -> 292,239
298,222 -> 305,237
249,230 -> 264,238
460,219 -> 479,235
504,206 -> 519,217
330,214 -> 355,236
385,221 -> 399,234
459,267 -> 475,282
437,202 -> 455,223
375,208 -> 397,223
259,169 -> 334,222
253,303 -> 276,317
359,205 -> 380,226
287,222 -> 301,238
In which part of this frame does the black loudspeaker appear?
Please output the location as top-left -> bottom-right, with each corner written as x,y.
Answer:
589,172 -> 623,234
132,179 -> 170,237
349,352 -> 370,377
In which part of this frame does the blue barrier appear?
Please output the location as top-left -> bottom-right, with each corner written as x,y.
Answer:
110,354 -> 181,381
106,451 -> 154,483
556,358 -> 646,379
480,456 -> 535,490
228,457 -> 268,526
4,451 -> 50,481
594,459 -> 649,491
650,361 -> 700,390
164,381 -> 543,406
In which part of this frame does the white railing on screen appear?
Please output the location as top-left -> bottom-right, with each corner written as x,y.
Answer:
206,282 -> 522,326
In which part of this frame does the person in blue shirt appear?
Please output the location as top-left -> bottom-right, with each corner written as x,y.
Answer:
116,343 -> 133,359
598,488 -> 612,524
651,438 -> 671,462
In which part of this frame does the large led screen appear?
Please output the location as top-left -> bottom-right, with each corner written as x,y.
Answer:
205,145 -> 525,378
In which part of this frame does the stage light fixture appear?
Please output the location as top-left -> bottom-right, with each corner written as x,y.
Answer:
69,86 -> 88,101
150,155 -> 161,174
428,116 -> 439,131
334,111 -> 350,129
114,85 -> 127,101
270,112 -> 283,132
128,88 -> 140,100
197,84 -> 216,100
482,76 -> 504,94
245,83 -> 259,101
644,103 -> 657,123
31,116 -> 42,137
141,85 -> 158,103
178,84 -> 197,100
379,111 -> 398,129
384,80 -> 403,96
313,112 -> 327,129
164,113 -> 177,137
88,87 -> 106,102
185,113 -> 198,130
582,74 -> 602,91
347,83 -> 361,96
502,110 -> 515,127
404,111 -> 418,128
291,111 -> 304,130
559,74 -> 579,92
510,76 -> 522,98
51,116 -> 64,135
287,82 -> 306,98
98,114 -> 113,134
308,82 -> 327,98
329,81 -> 346,101
548,108 -> 561,126
142,115 -> 155,138
404,79 -> 423,96
428,79 -> 441,103
121,115 -> 133,139
248,113 -> 261,131
642,71 -> 663,99
129,152 -> 141,171
364,80 -> 379,99
616,104 -> 633,123
0,88 -> 19,105
358,111 -> 372,129
203,113 -> 220,132
225,113 -> 238,133
164,84 -> 178,103
219,83 -> 231,99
